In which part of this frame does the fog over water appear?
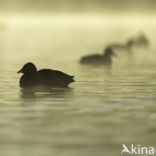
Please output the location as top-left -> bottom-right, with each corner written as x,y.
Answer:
0,1 -> 156,156
0,0 -> 156,13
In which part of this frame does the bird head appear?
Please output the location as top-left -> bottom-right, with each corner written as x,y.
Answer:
17,62 -> 37,74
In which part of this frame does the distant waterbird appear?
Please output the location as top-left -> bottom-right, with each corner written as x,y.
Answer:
17,62 -> 75,88
127,33 -> 150,48
108,39 -> 135,52
109,33 -> 149,52
80,47 -> 116,65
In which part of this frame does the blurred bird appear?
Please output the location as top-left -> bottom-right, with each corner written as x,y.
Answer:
134,33 -> 149,47
127,32 -> 149,48
108,39 -> 135,52
80,47 -> 116,65
108,32 -> 149,52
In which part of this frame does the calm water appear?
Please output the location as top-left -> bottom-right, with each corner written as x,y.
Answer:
0,14 -> 156,156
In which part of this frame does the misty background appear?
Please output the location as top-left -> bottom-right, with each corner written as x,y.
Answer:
0,0 -> 155,14
0,1 -> 156,156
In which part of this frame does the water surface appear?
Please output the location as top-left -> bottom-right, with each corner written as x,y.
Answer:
0,14 -> 156,156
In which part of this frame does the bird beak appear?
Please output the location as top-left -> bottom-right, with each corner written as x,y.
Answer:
17,69 -> 22,73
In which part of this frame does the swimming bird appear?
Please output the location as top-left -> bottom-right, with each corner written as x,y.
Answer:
80,47 -> 115,65
135,33 -> 149,47
17,62 -> 75,88
108,39 -> 135,52
109,33 -> 149,52
126,33 -> 149,48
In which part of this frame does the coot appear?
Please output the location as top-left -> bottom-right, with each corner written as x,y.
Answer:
108,39 -> 135,51
80,47 -> 115,65
18,62 -> 75,88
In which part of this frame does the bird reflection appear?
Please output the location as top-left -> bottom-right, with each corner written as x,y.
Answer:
20,87 -> 73,99
20,88 -> 36,99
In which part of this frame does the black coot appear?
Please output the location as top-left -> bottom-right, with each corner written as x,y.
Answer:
18,62 -> 75,88
80,47 -> 115,65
